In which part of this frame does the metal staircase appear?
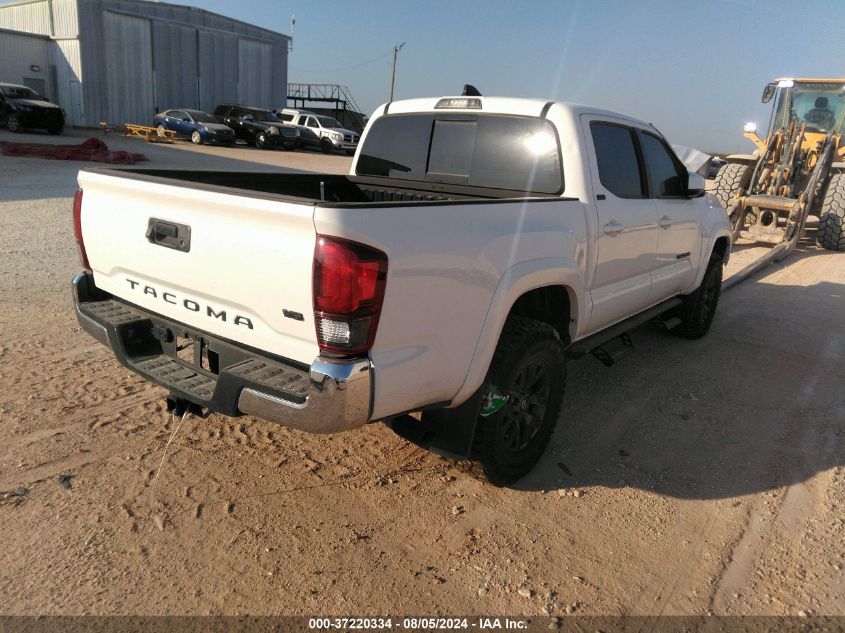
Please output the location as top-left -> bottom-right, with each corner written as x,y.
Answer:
286,83 -> 367,132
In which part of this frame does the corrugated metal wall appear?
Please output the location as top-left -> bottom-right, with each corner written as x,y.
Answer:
0,29 -> 51,95
50,0 -> 78,37
152,20 -> 198,111
238,38 -> 273,107
52,37 -> 83,124
102,10 -> 153,124
197,30 -> 238,112
0,0 -> 51,35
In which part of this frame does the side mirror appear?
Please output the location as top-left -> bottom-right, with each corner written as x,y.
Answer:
687,172 -> 705,197
761,83 -> 777,103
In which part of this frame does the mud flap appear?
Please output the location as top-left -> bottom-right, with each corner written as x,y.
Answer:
389,388 -> 487,460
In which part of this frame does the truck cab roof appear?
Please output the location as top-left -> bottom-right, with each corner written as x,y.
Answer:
378,96 -> 653,129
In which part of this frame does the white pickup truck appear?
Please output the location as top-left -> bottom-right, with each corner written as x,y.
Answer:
72,95 -> 731,484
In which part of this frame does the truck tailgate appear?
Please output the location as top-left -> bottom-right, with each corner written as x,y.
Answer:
78,170 -> 319,365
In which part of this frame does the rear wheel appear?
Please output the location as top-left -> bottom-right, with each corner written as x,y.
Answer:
255,133 -> 266,149
469,317 -> 566,486
156,124 -> 167,137
7,113 -> 22,133
677,252 -> 723,339
817,173 -> 845,251
191,130 -> 203,144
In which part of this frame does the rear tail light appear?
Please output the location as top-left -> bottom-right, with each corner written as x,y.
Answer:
72,188 -> 91,270
313,235 -> 387,356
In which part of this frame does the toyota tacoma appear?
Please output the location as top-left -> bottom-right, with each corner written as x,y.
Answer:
72,95 -> 731,484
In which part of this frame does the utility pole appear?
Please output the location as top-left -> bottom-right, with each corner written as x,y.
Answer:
389,42 -> 406,102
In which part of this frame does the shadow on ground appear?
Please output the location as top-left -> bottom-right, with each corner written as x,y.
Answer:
507,245 -> 845,499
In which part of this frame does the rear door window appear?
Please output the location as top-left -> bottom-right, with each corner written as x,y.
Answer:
589,122 -> 645,198
639,131 -> 686,197
357,113 -> 563,194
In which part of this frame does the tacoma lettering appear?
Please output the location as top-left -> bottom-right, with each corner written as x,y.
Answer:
124,278 -> 253,329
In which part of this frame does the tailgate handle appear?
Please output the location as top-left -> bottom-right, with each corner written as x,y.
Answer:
146,218 -> 191,253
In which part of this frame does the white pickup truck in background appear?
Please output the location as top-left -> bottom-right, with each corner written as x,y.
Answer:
72,95 -> 731,484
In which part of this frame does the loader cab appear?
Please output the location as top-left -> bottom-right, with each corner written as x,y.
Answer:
766,79 -> 845,137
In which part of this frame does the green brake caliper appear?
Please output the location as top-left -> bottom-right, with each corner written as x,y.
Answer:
480,385 -> 508,417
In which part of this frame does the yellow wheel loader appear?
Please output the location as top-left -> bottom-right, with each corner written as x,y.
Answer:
713,78 -> 845,255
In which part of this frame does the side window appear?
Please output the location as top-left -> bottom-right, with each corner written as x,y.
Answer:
306,117 -> 318,128
279,113 -> 293,122
590,122 -> 645,198
639,132 -> 686,197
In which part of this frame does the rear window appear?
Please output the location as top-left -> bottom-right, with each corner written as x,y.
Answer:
356,114 -> 563,194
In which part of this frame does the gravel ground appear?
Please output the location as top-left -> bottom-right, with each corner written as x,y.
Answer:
0,128 -> 843,618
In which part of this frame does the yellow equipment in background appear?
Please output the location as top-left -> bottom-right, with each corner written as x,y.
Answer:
712,78 -> 845,254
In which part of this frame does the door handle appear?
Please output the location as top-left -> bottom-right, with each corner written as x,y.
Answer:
659,215 -> 673,228
603,221 -> 625,235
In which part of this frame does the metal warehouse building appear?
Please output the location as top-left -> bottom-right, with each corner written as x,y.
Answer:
0,0 -> 290,127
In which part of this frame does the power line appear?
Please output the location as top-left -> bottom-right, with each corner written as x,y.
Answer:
291,49 -> 394,74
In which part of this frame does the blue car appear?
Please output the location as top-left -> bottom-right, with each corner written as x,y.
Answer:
153,108 -> 236,145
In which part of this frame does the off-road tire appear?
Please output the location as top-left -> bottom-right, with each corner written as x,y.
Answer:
255,133 -> 266,149
320,138 -> 333,154
677,252 -> 722,339
469,316 -> 566,486
191,130 -> 202,144
713,163 -> 755,233
7,113 -> 22,133
817,173 -> 845,251
712,163 -> 751,209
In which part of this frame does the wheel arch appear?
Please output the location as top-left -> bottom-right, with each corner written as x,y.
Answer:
450,259 -> 584,407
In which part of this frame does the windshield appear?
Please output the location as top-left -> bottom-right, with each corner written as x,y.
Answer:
1,85 -> 43,100
249,109 -> 280,122
188,111 -> 217,123
317,116 -> 343,129
773,82 -> 845,134
357,113 -> 563,194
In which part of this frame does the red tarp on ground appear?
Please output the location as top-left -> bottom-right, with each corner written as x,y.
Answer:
0,138 -> 147,164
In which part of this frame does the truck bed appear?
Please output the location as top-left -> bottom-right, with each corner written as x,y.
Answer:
90,169 -> 556,206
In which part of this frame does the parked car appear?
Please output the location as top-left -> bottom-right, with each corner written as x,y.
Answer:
213,104 -> 299,149
153,109 -> 235,145
0,83 -> 65,134
71,95 -> 731,484
706,156 -> 726,179
276,108 -> 359,154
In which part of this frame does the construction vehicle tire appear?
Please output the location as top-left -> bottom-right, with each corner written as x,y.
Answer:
713,163 -> 751,209
817,173 -> 845,251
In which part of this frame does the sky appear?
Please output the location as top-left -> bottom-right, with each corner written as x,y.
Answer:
180,0 -> 845,153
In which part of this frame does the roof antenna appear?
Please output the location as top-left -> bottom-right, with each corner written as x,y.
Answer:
462,84 -> 481,97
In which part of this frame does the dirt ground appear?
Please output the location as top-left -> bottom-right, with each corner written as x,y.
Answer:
0,129 -> 843,618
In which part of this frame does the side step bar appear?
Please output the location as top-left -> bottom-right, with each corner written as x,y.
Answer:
566,297 -> 682,360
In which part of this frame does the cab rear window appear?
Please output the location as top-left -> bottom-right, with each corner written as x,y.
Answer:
356,114 -> 563,194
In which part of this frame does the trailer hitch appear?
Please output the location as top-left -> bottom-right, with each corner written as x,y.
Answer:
165,395 -> 209,419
